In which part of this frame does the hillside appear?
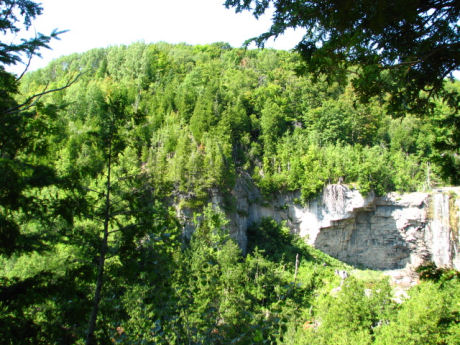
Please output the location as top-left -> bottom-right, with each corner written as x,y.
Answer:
1,42 -> 459,344
19,42 -> 459,201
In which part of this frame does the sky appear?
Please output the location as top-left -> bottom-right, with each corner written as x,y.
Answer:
6,0 -> 304,75
5,0 -> 458,79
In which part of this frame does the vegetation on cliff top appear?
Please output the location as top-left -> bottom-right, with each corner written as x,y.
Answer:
18,42 -> 459,203
1,2 -> 459,342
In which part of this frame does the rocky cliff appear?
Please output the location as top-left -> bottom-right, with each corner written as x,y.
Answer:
179,175 -> 460,272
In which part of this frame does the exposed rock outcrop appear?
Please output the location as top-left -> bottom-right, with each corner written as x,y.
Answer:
178,175 -> 460,272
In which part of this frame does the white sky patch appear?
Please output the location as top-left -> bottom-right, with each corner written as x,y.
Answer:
6,0 -> 304,74
5,0 -> 457,80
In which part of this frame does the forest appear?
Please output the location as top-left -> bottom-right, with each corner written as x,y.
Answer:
0,39 -> 459,344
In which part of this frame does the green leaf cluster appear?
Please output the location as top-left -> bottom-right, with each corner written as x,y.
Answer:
1,39 -> 458,344
20,42 -> 456,204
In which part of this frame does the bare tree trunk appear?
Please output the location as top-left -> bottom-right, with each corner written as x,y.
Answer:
85,143 -> 112,345
294,253 -> 299,284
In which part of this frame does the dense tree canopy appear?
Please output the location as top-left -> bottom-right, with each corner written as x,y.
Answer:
225,0 -> 460,114
1,1 -> 459,343
0,0 -> 65,257
0,39 -> 454,343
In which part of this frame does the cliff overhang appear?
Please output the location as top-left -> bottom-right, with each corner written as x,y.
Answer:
179,175 -> 460,272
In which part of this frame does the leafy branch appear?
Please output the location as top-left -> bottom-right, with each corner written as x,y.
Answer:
5,72 -> 83,114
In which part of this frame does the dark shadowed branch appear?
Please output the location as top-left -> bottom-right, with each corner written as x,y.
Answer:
5,72 -> 84,114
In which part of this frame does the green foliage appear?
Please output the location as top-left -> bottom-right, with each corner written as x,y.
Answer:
20,42 -> 453,202
225,0 -> 459,115
0,0 -> 63,67
2,40 -> 459,344
0,4 -> 85,343
374,279 -> 460,345
162,208 -> 347,345
416,262 -> 460,283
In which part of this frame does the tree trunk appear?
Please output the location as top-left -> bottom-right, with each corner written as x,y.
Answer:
85,144 -> 112,345
294,253 -> 299,284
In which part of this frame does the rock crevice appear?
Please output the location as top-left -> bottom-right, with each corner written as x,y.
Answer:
179,175 -> 460,271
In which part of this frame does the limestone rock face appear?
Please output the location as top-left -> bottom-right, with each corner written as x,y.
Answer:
234,178 -> 459,270
178,175 -> 460,271
286,185 -> 458,271
312,192 -> 430,270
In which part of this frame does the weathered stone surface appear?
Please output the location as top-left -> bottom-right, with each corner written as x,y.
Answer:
177,175 -> 460,272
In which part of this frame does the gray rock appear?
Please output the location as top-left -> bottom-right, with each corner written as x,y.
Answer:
177,175 -> 460,272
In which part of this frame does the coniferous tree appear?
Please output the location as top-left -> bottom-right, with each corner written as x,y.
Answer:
225,0 -> 459,115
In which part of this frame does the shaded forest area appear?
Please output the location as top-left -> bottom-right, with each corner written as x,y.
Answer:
1,42 -> 459,344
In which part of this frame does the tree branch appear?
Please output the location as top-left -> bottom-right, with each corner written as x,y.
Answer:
108,224 -> 136,235
6,72 -> 84,114
83,187 -> 106,197
15,52 -> 33,82
380,42 -> 460,71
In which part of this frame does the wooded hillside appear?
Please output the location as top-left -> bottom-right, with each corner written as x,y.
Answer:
1,42 -> 459,344
20,43 -> 460,201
